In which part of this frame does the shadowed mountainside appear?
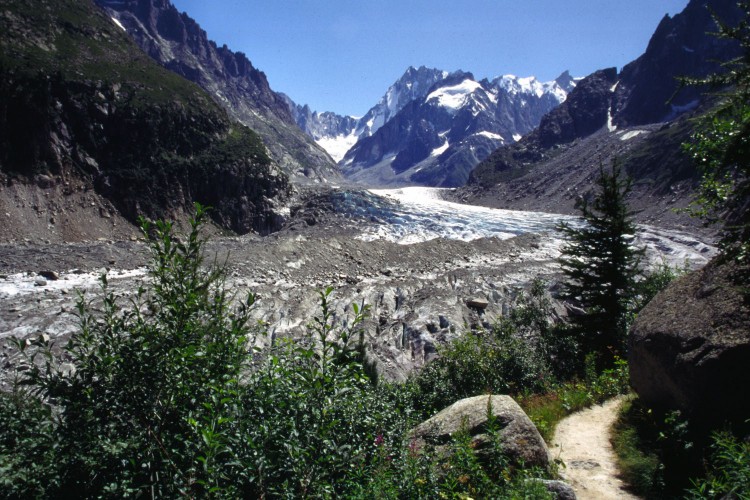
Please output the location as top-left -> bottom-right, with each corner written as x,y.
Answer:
0,0 -> 291,242
96,0 -> 339,182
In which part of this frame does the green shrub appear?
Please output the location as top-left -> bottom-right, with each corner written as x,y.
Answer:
633,261 -> 688,314
7,204 -> 256,497
344,401 -> 554,500
232,287 -> 414,497
1,206 -> 555,498
688,431 -> 750,500
611,399 -> 665,497
410,281 -> 556,416
608,397 -> 750,499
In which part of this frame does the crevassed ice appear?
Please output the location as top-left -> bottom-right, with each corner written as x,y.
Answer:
360,187 -> 573,244
358,187 -> 716,269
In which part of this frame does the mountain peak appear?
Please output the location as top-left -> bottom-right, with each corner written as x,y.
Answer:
96,0 -> 338,180
554,70 -> 576,92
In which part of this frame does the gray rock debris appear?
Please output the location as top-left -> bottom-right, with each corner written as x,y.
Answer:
410,394 -> 549,469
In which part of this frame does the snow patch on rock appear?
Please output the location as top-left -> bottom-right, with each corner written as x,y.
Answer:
426,80 -> 483,111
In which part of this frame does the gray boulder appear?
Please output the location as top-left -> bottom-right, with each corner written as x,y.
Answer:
38,270 -> 59,281
629,259 -> 750,428
466,297 -> 490,310
536,479 -> 577,499
410,394 -> 549,468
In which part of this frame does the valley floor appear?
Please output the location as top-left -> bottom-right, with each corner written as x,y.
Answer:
0,186 -> 716,384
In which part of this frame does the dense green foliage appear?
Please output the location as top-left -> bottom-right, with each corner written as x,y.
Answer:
557,161 -> 644,367
4,206 -> 255,496
405,279 -> 631,441
0,208 -> 556,498
611,399 -> 668,498
683,2 -> 750,262
613,397 -> 750,500
688,431 -> 750,499
409,279 -> 570,416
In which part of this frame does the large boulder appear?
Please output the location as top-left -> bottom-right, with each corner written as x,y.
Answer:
410,394 -> 549,469
629,259 -> 750,428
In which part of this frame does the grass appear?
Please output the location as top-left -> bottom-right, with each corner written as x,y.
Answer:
610,398 -> 663,498
519,383 -> 606,443
519,358 -> 630,443
1,0 -> 218,110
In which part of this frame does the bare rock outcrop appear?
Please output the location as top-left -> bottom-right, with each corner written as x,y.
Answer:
629,259 -> 750,428
410,394 -> 549,469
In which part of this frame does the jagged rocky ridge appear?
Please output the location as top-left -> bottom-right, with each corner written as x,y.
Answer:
458,0 -> 742,227
346,70 -> 574,187
96,0 -> 339,182
285,66 -> 451,162
287,66 -> 576,187
0,0 -> 290,242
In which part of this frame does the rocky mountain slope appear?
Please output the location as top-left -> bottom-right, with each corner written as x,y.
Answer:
341,70 -> 576,187
458,0 -> 742,225
286,66 -> 450,162
287,66 -> 575,187
95,0 -> 339,182
0,0 -> 290,243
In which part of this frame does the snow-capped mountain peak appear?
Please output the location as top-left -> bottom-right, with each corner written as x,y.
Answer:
339,70 -> 577,187
288,67 -> 577,174
359,65 -> 451,136
286,66 -> 451,162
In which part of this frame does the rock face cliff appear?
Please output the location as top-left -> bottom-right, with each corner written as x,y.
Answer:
613,0 -> 742,127
0,0 -> 290,241
95,0 -> 339,182
459,0 -> 742,225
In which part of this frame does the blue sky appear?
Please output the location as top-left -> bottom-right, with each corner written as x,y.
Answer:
170,0 -> 689,117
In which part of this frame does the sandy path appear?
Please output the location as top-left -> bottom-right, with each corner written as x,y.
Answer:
550,396 -> 639,500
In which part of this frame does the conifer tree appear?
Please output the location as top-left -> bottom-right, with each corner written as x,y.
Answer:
557,160 -> 644,366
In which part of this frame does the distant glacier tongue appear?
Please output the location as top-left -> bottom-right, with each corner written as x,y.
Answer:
358,187 -> 716,269
359,187 -> 575,244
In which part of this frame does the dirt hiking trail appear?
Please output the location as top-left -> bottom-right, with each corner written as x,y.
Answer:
550,396 -> 639,499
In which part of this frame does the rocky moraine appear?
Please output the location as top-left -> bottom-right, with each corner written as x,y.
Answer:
0,187 -> 716,386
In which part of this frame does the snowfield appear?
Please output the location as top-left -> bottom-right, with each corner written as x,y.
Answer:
426,79 -> 483,111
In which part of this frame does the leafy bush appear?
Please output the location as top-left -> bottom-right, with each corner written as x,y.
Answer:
610,397 -> 750,499
611,398 -> 665,497
0,206 -> 554,498
682,2 -> 750,262
6,205 -> 256,497
232,288 -> 413,497
410,281 -> 557,416
633,261 -> 688,314
689,431 -> 750,499
344,402 -> 554,500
